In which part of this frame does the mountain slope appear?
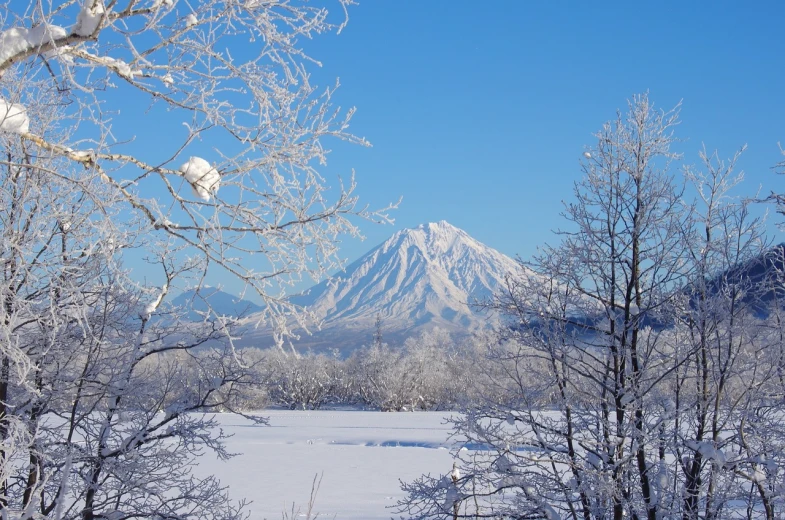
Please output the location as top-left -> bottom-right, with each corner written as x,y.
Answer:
699,243 -> 785,315
294,220 -> 518,325
242,221 -> 522,350
173,287 -> 263,320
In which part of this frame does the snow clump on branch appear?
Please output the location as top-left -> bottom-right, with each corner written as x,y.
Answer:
97,56 -> 137,78
27,23 -> 67,47
141,283 -> 168,320
0,99 -> 29,134
179,156 -> 220,201
74,0 -> 107,37
0,23 -> 67,64
0,28 -> 31,63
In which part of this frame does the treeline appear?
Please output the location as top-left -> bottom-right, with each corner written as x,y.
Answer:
181,328 -> 517,412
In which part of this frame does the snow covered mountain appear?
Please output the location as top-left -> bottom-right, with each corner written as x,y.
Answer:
241,221 -> 521,351
173,287 -> 262,320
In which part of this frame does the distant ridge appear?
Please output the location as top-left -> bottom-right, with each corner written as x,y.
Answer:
173,287 -> 262,320
699,242 -> 785,315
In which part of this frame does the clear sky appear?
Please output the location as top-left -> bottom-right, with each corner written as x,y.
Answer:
299,1 -> 785,269
74,1 -> 785,296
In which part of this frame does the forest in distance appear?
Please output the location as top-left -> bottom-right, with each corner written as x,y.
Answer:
1,0 -> 785,519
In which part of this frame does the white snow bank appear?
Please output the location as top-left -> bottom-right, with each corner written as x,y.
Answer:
0,99 -> 29,134
74,0 -> 107,37
179,156 -> 220,201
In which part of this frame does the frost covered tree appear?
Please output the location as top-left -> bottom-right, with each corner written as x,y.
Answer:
0,0 -> 391,335
399,94 -> 782,519
263,349 -> 340,410
345,342 -> 414,411
400,328 -> 467,410
666,148 -> 777,519
343,328 -> 465,412
0,0 -> 389,517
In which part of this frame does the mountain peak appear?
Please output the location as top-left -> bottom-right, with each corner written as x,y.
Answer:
385,221 -> 479,258
257,220 -> 520,351
417,220 -> 459,231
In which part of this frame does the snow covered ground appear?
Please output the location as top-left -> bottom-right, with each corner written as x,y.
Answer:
196,411 -> 460,520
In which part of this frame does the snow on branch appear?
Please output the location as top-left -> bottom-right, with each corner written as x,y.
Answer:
0,99 -> 28,133
179,156 -> 220,201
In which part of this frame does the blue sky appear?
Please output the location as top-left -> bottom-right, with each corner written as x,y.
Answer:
72,1 -> 784,295
301,1 -> 784,267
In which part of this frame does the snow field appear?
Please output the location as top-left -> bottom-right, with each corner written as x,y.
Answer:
196,411 -> 459,519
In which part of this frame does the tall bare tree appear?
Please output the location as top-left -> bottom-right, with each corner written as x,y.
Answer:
399,94 -> 780,520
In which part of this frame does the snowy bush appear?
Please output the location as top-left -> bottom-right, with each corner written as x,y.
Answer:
263,350 -> 341,410
345,330 -> 468,412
